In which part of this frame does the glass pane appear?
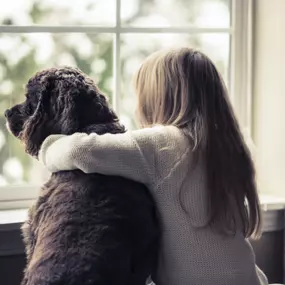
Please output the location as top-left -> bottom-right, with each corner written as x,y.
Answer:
0,33 -> 113,185
121,0 -> 231,27
120,33 -> 229,129
0,0 -> 115,26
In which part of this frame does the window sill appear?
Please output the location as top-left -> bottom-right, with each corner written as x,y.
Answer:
0,194 -> 284,256
0,209 -> 28,231
0,195 -> 284,228
259,194 -> 285,211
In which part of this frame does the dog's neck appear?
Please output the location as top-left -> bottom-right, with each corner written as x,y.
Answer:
81,121 -> 126,135
50,122 -> 126,181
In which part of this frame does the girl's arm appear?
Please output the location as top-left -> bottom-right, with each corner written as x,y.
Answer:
39,125 -> 189,186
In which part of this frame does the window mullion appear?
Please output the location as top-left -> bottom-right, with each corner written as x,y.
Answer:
113,0 -> 121,114
230,0 -> 253,136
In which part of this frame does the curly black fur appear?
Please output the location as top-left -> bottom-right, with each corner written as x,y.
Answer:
5,67 -> 159,285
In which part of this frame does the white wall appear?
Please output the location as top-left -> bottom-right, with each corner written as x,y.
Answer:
253,0 -> 285,197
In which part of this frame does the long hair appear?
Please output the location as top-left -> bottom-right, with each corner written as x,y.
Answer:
134,47 -> 261,238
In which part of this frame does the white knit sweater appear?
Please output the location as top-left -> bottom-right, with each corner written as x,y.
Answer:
39,125 -> 268,285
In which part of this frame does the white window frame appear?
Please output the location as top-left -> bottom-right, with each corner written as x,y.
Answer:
0,0 -> 253,209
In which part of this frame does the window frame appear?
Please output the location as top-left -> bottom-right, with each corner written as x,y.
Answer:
0,0 -> 253,209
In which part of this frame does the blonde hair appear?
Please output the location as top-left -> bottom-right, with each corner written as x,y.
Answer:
134,49 -> 185,127
133,47 -> 261,238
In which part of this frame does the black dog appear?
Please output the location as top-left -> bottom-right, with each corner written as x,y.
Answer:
5,67 -> 159,285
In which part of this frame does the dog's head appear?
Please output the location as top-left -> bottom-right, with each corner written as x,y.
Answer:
5,67 -> 124,157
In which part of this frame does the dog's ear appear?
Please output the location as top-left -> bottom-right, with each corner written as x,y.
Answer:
58,88 -> 117,133
91,92 -> 119,124
20,85 -> 50,157
57,88 -> 81,134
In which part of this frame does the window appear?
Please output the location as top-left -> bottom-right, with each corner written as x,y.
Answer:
0,0 -> 252,208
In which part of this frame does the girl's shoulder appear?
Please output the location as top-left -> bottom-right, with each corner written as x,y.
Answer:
130,125 -> 191,182
131,125 -> 190,153
133,125 -> 188,141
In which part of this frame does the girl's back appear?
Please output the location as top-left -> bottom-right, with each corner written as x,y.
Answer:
148,133 -> 265,284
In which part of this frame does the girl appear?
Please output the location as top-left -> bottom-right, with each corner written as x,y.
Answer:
39,48 -> 268,285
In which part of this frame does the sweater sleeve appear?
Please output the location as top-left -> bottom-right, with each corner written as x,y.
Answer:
38,125 -> 188,186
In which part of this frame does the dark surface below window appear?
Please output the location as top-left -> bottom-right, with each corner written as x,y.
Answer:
0,254 -> 25,285
251,230 -> 284,284
0,209 -> 284,285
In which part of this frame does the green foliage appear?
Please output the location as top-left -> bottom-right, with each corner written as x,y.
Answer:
0,0 -> 229,184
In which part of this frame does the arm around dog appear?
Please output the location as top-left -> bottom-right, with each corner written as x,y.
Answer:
39,125 -> 188,186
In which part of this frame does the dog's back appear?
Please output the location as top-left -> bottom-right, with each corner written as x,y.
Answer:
22,170 -> 159,285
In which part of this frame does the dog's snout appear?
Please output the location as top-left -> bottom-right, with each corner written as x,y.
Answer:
4,109 -> 12,118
